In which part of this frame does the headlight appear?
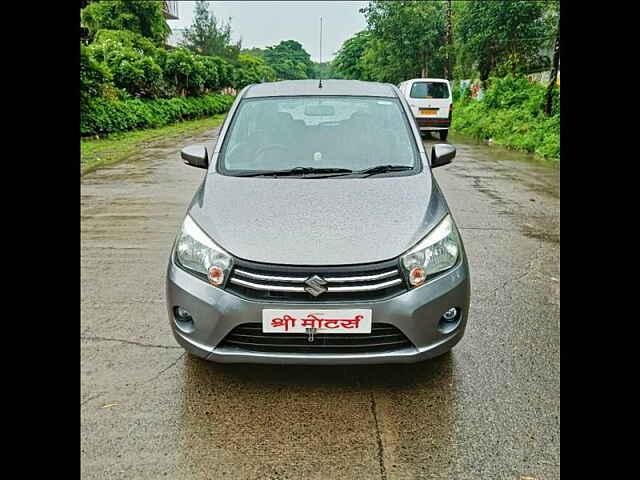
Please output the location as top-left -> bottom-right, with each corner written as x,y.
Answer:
175,215 -> 232,286
401,214 -> 460,287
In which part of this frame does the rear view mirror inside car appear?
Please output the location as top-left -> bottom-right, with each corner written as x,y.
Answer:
304,104 -> 335,116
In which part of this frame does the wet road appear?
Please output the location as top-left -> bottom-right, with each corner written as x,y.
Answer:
81,128 -> 559,479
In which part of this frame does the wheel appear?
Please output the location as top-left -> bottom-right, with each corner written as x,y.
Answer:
439,130 -> 449,141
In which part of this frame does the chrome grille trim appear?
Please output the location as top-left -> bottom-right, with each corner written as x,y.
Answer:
325,278 -> 403,292
324,269 -> 399,283
229,278 -> 306,292
229,277 -> 403,293
234,269 -> 307,283
226,259 -> 408,301
233,268 -> 400,284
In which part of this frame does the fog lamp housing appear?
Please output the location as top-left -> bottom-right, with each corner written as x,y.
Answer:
437,307 -> 462,334
174,306 -> 195,333
442,307 -> 458,322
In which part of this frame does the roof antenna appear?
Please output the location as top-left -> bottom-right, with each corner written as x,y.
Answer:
318,16 -> 323,88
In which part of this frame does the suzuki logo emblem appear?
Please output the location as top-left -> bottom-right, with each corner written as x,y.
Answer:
304,275 -> 328,297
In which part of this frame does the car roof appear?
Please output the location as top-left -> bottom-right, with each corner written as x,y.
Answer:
243,79 -> 397,98
401,78 -> 450,84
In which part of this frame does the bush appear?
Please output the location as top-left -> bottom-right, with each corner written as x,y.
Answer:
164,48 -> 207,96
83,30 -> 241,101
105,46 -> 164,98
93,29 -> 157,56
80,44 -> 112,106
85,35 -> 235,99
482,74 -> 549,116
451,80 -> 460,102
80,93 -> 235,136
452,74 -> 559,161
86,31 -> 170,99
200,56 -> 221,91
209,56 -> 235,90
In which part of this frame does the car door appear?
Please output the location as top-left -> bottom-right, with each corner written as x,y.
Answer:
407,80 -> 451,121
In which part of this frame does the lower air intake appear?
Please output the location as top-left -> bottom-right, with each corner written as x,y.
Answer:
218,323 -> 413,354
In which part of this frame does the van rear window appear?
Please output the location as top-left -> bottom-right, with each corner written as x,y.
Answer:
410,82 -> 449,99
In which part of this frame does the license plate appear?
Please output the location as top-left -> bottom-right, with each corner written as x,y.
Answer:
262,309 -> 372,334
419,108 -> 439,115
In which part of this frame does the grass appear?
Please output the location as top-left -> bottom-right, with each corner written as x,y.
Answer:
80,114 -> 227,176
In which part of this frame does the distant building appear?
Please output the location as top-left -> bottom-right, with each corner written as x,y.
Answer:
162,1 -> 179,20
167,28 -> 187,48
163,2 -> 182,48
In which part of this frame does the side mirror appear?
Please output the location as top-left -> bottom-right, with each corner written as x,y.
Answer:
430,144 -> 456,168
181,145 -> 209,169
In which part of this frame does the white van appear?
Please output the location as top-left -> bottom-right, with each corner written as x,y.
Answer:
398,78 -> 452,140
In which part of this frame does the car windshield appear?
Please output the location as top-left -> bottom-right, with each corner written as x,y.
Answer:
219,96 -> 419,175
410,82 -> 449,99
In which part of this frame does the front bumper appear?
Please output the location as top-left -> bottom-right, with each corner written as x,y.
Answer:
166,257 -> 470,365
415,117 -> 450,131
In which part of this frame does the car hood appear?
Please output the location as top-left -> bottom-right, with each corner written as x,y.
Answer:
188,172 -> 448,266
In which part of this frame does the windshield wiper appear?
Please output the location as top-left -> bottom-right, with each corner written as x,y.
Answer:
235,167 -> 353,177
358,165 -> 414,177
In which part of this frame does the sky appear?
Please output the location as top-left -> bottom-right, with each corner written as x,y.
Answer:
167,1 -> 368,61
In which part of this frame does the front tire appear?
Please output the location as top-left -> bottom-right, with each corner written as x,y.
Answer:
439,130 -> 449,141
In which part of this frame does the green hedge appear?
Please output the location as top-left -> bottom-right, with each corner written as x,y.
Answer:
81,44 -> 112,106
80,93 -> 235,136
84,31 -> 259,99
451,75 -> 560,161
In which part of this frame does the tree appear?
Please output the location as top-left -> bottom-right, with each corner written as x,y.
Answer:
359,37 -> 402,83
450,0 -> 475,80
80,1 -> 170,46
232,55 -> 276,89
241,47 -> 266,59
334,30 -> 373,80
444,0 -> 452,80
313,61 -> 342,80
361,1 -> 446,80
241,41 -> 315,81
180,0 -> 241,61
456,0 -> 550,82
263,40 -> 315,80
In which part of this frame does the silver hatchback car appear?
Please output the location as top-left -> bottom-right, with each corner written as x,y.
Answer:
166,80 -> 470,365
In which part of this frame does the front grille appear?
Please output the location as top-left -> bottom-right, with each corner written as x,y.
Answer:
218,323 -> 413,354
225,259 -> 408,302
